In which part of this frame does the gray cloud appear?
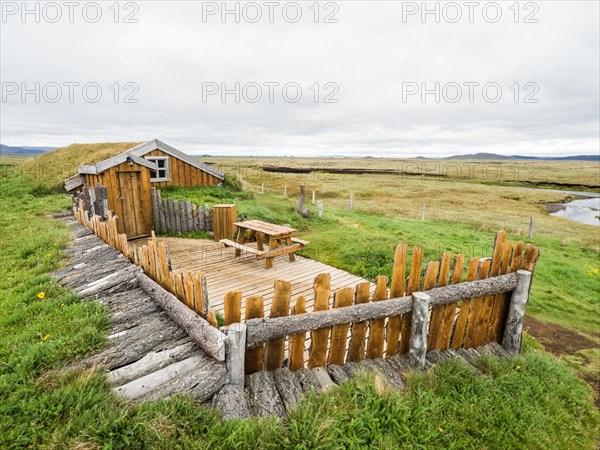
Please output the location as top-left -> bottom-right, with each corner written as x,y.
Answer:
1,1 -> 598,157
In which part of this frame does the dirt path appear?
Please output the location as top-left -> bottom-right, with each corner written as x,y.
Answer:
524,315 -> 599,408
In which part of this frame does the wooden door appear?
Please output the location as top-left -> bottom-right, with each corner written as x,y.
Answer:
117,171 -> 150,238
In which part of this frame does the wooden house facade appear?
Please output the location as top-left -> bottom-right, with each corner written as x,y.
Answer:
64,139 -> 224,238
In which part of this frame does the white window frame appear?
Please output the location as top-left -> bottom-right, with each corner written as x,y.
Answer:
145,156 -> 170,182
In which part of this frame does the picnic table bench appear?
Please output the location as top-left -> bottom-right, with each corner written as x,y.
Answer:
220,220 -> 308,269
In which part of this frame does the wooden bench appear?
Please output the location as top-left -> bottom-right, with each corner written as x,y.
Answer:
291,237 -> 310,246
220,239 -> 265,257
220,239 -> 306,260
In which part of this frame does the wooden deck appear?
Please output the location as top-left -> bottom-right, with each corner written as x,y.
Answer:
133,237 -> 375,316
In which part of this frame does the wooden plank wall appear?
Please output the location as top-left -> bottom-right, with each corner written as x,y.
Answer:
73,195 -> 217,326
225,231 -> 540,373
151,188 -> 213,234
84,162 -> 152,234
143,149 -> 221,188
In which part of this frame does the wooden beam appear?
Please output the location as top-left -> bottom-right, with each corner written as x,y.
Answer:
409,292 -> 430,370
226,323 -> 246,386
137,272 -> 227,361
246,272 -> 519,348
502,270 -> 532,355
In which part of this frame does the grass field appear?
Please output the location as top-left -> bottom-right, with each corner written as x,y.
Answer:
165,157 -> 600,334
206,156 -> 600,191
1,154 -> 599,448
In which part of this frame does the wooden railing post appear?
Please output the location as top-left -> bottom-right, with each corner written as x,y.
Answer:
227,323 -> 247,386
502,270 -> 532,355
409,292 -> 431,370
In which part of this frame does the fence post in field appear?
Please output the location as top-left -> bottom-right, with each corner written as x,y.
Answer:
502,270 -> 532,355
409,291 -> 431,369
349,192 -> 353,211
421,203 -> 426,221
312,190 -> 315,205
529,216 -> 534,238
317,201 -> 323,218
226,323 -> 247,386
284,185 -> 287,198
261,183 -> 264,195
243,179 -> 247,191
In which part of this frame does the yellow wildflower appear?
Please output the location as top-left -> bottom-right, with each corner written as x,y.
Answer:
515,365 -> 521,370
60,303 -> 65,308
42,334 -> 50,341
587,266 -> 599,276
37,292 -> 45,299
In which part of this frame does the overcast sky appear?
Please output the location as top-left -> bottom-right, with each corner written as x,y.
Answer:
1,1 -> 599,157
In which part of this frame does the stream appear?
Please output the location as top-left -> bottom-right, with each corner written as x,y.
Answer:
519,187 -> 599,226
550,197 -> 600,226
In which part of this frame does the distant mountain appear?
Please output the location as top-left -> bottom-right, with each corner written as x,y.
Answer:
444,152 -> 599,161
445,153 -> 513,160
0,144 -> 57,156
510,154 -> 600,161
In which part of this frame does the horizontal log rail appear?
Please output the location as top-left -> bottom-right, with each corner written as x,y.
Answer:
137,273 -> 227,361
245,271 -> 522,349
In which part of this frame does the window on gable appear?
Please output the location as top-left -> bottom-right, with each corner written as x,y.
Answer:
145,156 -> 170,182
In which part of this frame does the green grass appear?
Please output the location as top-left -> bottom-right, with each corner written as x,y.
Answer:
160,184 -> 600,335
15,142 -> 143,191
1,167 -> 599,448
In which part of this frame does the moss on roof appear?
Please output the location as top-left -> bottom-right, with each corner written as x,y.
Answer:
21,142 -> 143,191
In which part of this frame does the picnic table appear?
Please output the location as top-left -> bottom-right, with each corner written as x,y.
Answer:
219,219 -> 308,269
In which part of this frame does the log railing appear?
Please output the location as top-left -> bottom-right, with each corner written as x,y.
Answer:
244,272 -> 520,348
72,186 -> 227,360
221,231 -> 541,377
72,188 -> 541,374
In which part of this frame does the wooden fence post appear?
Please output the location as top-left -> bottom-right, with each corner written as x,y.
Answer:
284,185 -> 287,198
151,188 -> 159,232
224,290 -> 242,325
312,190 -> 315,205
399,247 -> 423,355
327,287 -> 354,366
307,273 -> 331,368
245,295 -> 265,374
386,243 -> 408,358
421,203 -> 426,221
264,280 -> 291,370
349,192 -> 353,211
409,291 -> 431,370
227,323 -> 247,386
347,282 -> 371,362
317,201 -> 323,218
502,270 -> 532,355
366,275 -> 388,359
261,183 -> 264,195
202,275 -> 209,319
288,296 -> 307,370
529,216 -> 534,238
205,204 -> 212,231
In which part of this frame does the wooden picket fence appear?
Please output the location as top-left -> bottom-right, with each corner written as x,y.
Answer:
151,188 -> 213,234
222,231 -> 540,374
73,191 -> 218,327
